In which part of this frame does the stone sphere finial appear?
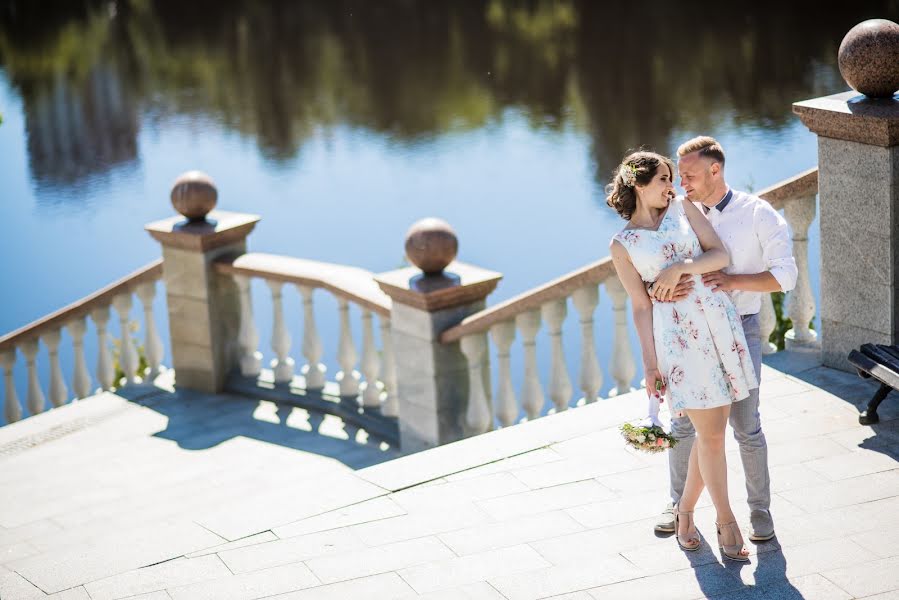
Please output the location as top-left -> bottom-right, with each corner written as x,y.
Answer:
404,218 -> 458,275
838,19 -> 899,98
171,171 -> 218,222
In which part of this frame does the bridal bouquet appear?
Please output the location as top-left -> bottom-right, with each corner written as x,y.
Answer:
620,382 -> 678,453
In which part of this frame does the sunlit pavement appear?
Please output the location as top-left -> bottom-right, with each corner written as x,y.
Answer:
1,350 -> 897,599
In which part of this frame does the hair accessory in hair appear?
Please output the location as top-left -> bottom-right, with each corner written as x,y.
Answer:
619,163 -> 638,187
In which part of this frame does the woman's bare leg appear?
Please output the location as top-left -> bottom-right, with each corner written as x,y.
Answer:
685,406 -> 733,521
676,440 -> 704,539
686,405 -> 747,556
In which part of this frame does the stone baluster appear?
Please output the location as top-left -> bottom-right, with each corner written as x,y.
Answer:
267,280 -> 295,383
516,310 -> 545,420
759,293 -> 778,354
68,317 -> 92,399
361,309 -> 383,409
112,293 -> 140,385
43,328 -> 68,407
490,320 -> 517,427
605,277 -> 637,396
379,317 -> 399,417
784,194 -> 819,349
298,285 -> 326,389
234,275 -> 262,377
20,339 -> 46,416
460,333 -> 492,434
542,298 -> 573,412
1,350 -> 22,424
137,281 -> 164,379
572,285 -> 602,404
91,306 -> 115,390
336,298 -> 361,397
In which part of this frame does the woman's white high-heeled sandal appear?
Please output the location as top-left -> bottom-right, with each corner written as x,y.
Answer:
716,521 -> 749,561
675,509 -> 701,551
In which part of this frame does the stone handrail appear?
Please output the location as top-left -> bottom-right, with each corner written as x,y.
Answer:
0,259 -> 163,353
441,257 -> 617,344
213,253 -> 391,316
1,260 -> 166,424
758,166 -> 818,210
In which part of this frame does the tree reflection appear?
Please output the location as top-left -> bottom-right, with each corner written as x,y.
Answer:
1,0 -> 896,188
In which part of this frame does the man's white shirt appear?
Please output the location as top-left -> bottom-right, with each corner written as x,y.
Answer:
692,189 -> 798,316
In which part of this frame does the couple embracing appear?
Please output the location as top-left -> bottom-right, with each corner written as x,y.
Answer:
608,136 -> 797,561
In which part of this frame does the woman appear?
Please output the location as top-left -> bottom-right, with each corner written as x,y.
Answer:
608,150 -> 757,561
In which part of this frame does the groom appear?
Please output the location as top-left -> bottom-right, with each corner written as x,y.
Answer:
652,136 -> 797,542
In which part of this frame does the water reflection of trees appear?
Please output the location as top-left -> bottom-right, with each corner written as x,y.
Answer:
1,0 -> 896,187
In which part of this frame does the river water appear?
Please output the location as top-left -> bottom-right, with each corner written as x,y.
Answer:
1,1 -> 894,413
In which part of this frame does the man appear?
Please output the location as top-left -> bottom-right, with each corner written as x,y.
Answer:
652,136 -> 797,543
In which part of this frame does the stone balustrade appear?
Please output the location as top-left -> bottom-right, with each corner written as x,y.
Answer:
440,258 -> 634,434
213,253 -> 399,420
0,167 -> 821,450
0,260 -> 165,423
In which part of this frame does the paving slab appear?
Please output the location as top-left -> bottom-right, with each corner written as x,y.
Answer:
8,521 -> 224,594
397,544 -> 552,594
585,562 -> 744,600
272,496 -> 406,539
217,528 -> 364,574
305,536 -> 455,584
83,555 -> 229,600
165,562 -> 320,600
437,510 -> 585,556
265,572 -> 415,599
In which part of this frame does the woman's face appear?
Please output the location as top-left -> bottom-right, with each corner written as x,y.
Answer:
637,164 -> 675,210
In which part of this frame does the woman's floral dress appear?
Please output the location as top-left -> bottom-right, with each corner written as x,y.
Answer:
613,197 -> 758,415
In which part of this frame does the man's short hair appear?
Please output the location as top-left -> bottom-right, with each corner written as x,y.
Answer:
677,136 -> 725,166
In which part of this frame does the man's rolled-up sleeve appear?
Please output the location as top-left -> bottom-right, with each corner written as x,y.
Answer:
756,203 -> 798,293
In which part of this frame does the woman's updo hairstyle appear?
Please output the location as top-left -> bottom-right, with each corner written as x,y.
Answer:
605,151 -> 675,220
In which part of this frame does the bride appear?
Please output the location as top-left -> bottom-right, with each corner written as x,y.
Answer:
607,150 -> 757,561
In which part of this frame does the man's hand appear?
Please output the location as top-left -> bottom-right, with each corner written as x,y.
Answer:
647,273 -> 694,302
702,270 -> 736,292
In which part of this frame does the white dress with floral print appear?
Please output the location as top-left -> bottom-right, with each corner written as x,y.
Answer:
613,197 -> 758,415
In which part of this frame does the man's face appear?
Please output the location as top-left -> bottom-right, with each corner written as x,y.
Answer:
678,152 -> 714,203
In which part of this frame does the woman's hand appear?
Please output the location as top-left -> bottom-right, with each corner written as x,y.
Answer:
645,366 -> 666,402
652,262 -> 686,302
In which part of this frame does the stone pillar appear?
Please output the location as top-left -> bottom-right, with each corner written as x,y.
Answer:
375,218 -> 502,453
792,19 -> 899,371
145,171 -> 260,392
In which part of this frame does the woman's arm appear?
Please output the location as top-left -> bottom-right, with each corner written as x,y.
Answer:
678,198 -> 730,274
652,200 -> 730,300
610,240 -> 666,397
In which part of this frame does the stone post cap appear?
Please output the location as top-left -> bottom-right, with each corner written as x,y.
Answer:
404,218 -> 458,275
145,210 -> 261,252
793,90 -> 899,147
375,261 -> 502,312
838,19 -> 899,99
171,171 -> 218,222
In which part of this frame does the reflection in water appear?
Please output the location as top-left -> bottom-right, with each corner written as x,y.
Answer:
1,0 -> 895,191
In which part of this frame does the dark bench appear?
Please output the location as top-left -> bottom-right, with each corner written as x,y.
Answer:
848,343 -> 899,425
